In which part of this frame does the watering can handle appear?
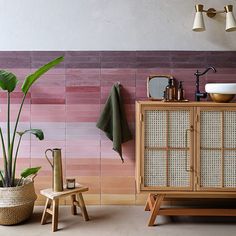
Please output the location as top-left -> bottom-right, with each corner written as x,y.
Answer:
45,149 -> 53,168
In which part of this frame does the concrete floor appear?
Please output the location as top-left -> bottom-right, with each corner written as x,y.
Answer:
0,206 -> 236,236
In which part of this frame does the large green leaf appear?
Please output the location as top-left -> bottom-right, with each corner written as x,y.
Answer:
21,56 -> 64,94
0,70 -> 18,92
20,166 -> 41,179
17,129 -> 44,140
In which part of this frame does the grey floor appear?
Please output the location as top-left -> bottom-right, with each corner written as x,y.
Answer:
0,206 -> 236,236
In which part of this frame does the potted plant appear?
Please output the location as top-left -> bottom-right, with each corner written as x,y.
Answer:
0,56 -> 64,225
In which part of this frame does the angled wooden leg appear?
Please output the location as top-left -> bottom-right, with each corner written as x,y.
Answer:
77,193 -> 89,221
52,199 -> 59,232
41,198 -> 52,225
145,194 -> 157,211
145,194 -> 151,211
148,194 -> 165,226
71,194 -> 77,215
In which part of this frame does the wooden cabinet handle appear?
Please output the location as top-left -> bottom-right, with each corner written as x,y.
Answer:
185,126 -> 194,172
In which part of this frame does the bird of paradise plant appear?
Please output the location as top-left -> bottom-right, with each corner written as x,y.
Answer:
0,56 -> 64,187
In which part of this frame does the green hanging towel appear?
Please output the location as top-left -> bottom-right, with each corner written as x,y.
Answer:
96,83 -> 132,162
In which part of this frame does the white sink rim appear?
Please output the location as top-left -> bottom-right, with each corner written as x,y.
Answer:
205,83 -> 236,94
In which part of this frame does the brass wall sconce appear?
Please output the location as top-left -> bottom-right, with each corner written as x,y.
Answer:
192,4 -> 236,32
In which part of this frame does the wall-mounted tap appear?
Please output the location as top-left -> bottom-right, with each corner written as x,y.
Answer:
195,66 -> 217,101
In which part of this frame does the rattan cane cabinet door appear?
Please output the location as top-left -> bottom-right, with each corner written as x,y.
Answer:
142,108 -> 193,191
198,108 -> 236,190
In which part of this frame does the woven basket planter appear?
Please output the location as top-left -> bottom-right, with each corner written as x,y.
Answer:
0,180 -> 37,225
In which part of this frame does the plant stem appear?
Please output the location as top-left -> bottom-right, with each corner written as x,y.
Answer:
11,135 -> 22,186
7,92 -> 11,186
7,92 -> 10,155
9,94 -> 26,186
0,170 -> 5,187
16,177 -> 23,186
0,127 -> 8,186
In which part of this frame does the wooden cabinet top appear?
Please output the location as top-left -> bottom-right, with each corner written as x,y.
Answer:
136,100 -> 236,107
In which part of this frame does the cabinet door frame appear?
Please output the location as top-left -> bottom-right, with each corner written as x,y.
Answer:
140,106 -> 194,191
196,107 -> 236,192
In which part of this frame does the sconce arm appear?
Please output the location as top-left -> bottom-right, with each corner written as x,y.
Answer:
202,9 -> 225,14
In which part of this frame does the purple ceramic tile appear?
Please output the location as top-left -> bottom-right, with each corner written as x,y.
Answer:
206,51 -> 236,68
136,51 -> 171,68
0,51 -> 30,68
66,91 -> 100,104
66,68 -> 100,87
171,51 -> 207,68
66,86 -> 100,93
101,69 -> 135,87
101,51 -> 136,68
65,51 -> 100,68
31,51 -> 65,68
66,51 -> 100,57
0,51 -> 31,57
31,98 -> 66,104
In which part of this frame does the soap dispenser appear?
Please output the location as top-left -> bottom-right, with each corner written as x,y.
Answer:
177,81 -> 185,101
165,78 -> 176,101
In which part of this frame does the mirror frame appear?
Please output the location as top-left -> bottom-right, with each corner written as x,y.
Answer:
147,75 -> 173,100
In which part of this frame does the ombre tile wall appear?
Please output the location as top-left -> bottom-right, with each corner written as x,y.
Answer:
0,51 -> 236,205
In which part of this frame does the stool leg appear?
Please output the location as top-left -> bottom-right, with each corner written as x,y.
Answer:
77,193 -> 89,221
70,194 -> 77,215
52,199 -> 59,232
41,198 -> 52,225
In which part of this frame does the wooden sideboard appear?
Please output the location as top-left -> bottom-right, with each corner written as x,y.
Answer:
135,101 -> 236,225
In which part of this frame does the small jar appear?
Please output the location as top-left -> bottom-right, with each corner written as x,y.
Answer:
66,178 -> 76,189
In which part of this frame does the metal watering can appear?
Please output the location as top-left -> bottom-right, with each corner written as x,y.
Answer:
45,148 -> 63,192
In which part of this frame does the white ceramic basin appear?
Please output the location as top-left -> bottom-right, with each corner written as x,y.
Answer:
205,83 -> 236,94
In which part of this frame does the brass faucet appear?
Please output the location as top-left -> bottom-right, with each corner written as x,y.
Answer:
195,66 -> 217,101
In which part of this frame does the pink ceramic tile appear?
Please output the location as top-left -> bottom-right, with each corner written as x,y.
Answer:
65,68 -> 100,87
15,140 -> 31,158
101,69 -> 135,87
66,86 -> 100,93
65,145 -> 99,157
31,104 -> 65,122
7,68 -> 31,76
101,139 -> 134,161
66,158 -> 100,177
31,87 -> 65,98
31,158 -> 55,177
30,140 -> 66,158
101,176 -> 135,194
66,122 -> 100,138
31,98 -> 65,104
66,92 -> 100,105
101,157 -> 135,177
0,104 -> 30,122
66,104 -> 100,122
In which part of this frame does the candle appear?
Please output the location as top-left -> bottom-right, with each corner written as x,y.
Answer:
66,178 -> 75,189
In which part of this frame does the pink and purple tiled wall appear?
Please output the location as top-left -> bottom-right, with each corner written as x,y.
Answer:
0,51 -> 236,204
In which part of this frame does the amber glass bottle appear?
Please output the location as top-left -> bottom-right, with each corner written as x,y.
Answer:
165,78 -> 176,101
177,81 -> 184,101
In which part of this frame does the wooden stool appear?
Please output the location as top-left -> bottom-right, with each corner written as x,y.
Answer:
40,184 -> 89,232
